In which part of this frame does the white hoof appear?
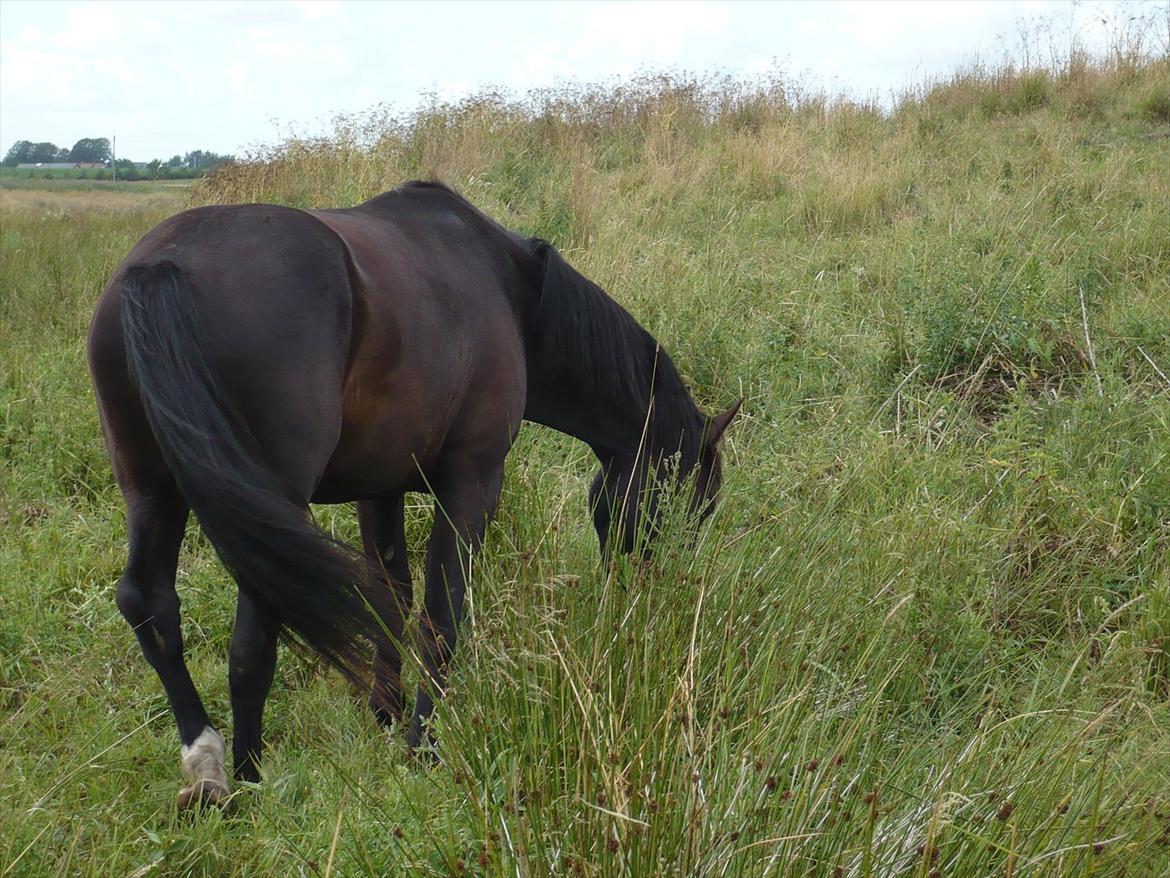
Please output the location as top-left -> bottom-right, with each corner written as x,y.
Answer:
178,726 -> 229,809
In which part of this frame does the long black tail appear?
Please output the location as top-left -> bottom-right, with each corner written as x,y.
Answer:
120,260 -> 376,683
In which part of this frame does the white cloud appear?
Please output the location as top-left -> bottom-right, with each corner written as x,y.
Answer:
224,62 -> 251,104
254,40 -> 297,63
96,55 -> 140,87
742,55 -> 776,77
0,45 -> 76,98
572,1 -> 730,65
289,0 -> 342,20
509,50 -> 568,89
54,3 -> 124,51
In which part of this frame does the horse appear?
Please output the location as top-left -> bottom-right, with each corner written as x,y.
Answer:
87,180 -> 740,807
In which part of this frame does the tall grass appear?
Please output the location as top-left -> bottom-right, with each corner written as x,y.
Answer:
2,34 -> 1169,878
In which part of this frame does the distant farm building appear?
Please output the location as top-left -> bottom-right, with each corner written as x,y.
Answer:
16,161 -> 106,169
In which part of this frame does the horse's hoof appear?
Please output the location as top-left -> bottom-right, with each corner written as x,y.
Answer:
177,779 -> 230,811
406,732 -> 441,767
178,726 -> 229,811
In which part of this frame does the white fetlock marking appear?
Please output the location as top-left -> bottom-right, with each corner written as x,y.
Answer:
180,726 -> 229,792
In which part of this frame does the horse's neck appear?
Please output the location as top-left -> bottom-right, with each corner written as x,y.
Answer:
519,242 -> 699,463
523,377 -> 646,461
524,366 -> 700,467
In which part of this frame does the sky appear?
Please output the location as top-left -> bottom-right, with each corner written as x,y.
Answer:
0,0 -> 1161,162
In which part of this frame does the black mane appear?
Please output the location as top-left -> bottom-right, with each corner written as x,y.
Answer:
528,238 -> 704,467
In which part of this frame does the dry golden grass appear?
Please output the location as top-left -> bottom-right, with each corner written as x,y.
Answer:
0,185 -> 187,217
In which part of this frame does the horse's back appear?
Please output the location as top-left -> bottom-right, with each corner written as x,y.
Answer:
101,203 -> 353,357
89,204 -> 356,498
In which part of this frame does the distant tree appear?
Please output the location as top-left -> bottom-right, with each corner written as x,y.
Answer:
184,149 -> 234,169
5,139 -> 236,173
3,140 -> 35,166
69,137 -> 112,163
30,142 -> 64,162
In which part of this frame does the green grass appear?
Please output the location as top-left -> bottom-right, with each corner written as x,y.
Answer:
2,52 -> 1169,877
1,167 -> 115,182
0,167 -> 207,187
0,173 -> 193,193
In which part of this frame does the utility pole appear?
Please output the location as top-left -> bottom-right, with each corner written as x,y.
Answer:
112,135 -> 116,182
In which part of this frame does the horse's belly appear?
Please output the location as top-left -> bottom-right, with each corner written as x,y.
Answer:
311,463 -> 428,502
314,389 -> 450,501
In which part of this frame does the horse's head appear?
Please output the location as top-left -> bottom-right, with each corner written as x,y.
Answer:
589,399 -> 741,558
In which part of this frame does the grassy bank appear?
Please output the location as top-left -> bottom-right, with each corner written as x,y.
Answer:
2,47 -> 1169,878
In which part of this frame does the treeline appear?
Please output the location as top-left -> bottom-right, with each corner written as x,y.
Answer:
4,137 -> 112,164
3,137 -> 233,179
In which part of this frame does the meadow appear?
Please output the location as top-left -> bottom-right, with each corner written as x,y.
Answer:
2,46 -> 1168,877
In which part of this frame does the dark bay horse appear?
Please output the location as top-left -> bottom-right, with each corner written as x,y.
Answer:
87,180 -> 739,806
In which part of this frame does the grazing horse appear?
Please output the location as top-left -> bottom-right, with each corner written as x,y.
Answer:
87,181 -> 739,807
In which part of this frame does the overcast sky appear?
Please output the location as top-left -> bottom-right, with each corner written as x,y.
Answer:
0,0 -> 1160,161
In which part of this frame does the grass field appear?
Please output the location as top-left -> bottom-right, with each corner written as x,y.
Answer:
0,175 -> 194,194
2,48 -> 1169,877
0,168 -> 208,187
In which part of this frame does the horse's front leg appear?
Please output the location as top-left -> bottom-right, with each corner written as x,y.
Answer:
407,466 -> 504,752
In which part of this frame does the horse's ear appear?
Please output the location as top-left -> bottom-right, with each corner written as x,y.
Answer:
706,398 -> 743,445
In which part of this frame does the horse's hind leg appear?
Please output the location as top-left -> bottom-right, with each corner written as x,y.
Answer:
358,495 -> 414,726
115,489 -> 229,807
228,591 -> 279,783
